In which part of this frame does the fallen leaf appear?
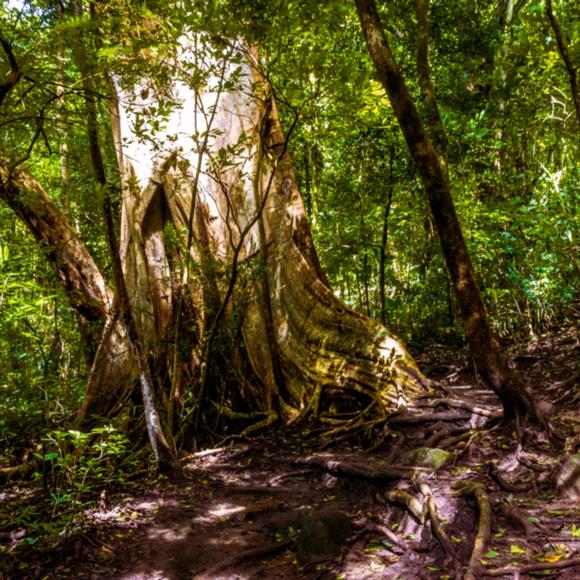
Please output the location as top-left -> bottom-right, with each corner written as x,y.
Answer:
485,550 -> 500,559
510,545 -> 526,554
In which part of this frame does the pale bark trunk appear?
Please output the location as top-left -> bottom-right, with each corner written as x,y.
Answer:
85,39 -> 430,434
2,37 -> 430,444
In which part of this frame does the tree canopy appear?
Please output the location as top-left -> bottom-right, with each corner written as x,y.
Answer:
0,1 -> 578,576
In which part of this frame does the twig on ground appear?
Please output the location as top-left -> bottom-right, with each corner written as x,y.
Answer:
268,469 -> 315,486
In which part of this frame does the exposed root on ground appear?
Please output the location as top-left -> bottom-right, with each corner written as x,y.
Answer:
457,481 -> 491,580
419,480 -> 462,579
484,557 -> 580,576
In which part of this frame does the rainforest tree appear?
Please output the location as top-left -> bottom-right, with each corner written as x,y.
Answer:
0,0 -> 577,467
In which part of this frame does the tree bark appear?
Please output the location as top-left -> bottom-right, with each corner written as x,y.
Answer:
90,39 -> 430,436
355,0 -> 541,421
70,5 -> 174,468
1,35 -> 432,447
545,0 -> 580,124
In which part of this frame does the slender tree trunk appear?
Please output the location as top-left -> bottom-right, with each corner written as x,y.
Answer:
415,0 -> 447,173
545,0 -> 580,123
379,144 -> 395,326
0,163 -> 112,338
355,0 -> 542,422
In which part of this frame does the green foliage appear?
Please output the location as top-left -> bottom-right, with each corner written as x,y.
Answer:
38,425 -> 139,501
0,0 -> 577,453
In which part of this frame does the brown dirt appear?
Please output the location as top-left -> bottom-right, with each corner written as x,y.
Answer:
1,326 -> 579,579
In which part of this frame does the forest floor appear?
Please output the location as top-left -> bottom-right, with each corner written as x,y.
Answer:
1,325 -> 579,579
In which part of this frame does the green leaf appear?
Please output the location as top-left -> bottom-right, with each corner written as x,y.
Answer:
510,545 -> 526,554
485,550 -> 500,559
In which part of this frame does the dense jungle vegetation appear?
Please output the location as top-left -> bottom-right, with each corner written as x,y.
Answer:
0,0 -> 578,578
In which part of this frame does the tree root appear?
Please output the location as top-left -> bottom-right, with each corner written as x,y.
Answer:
202,539 -> 294,576
289,453 -> 417,480
489,463 -> 534,493
0,462 -> 34,483
384,489 -> 425,523
383,431 -> 406,463
438,430 -> 474,450
388,410 -> 470,425
484,557 -> 580,576
517,455 -> 551,472
418,397 -> 501,418
457,481 -> 491,580
496,503 -> 534,537
424,426 -> 468,448
218,410 -> 278,444
361,520 -> 407,552
418,481 -> 461,579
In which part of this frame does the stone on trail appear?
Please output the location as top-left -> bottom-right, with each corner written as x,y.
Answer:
408,447 -> 453,469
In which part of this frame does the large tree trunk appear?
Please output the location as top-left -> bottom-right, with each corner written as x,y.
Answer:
77,39 -> 429,441
1,36 -> 430,448
355,0 -> 542,422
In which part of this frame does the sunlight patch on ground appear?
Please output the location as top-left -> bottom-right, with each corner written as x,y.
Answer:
146,524 -> 190,542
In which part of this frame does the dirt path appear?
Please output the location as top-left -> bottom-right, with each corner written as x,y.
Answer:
2,327 -> 579,579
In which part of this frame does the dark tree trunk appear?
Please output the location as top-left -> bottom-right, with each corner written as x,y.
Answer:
545,0 -> 580,124
355,0 -> 542,422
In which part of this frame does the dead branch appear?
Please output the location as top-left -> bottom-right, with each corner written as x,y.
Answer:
484,556 -> 580,576
457,482 -> 491,580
